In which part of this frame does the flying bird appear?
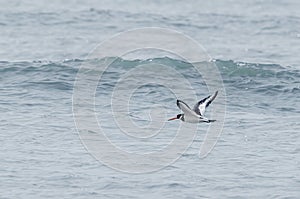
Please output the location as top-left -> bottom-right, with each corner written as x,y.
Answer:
168,91 -> 218,123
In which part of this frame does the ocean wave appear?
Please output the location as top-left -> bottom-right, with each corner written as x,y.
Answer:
1,57 -> 299,95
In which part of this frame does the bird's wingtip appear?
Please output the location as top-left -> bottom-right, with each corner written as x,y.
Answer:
212,90 -> 218,98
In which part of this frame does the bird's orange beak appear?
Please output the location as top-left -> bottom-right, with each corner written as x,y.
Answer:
168,117 -> 177,121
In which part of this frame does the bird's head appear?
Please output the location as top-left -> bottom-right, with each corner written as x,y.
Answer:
168,114 -> 183,121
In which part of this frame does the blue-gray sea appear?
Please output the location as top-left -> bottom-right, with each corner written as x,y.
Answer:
1,0 -> 300,198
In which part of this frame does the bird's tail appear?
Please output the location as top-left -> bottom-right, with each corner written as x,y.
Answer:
207,119 -> 216,123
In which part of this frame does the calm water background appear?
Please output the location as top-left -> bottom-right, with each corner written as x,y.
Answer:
1,0 -> 299,198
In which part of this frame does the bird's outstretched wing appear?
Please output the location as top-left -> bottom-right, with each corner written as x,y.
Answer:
177,100 -> 200,118
193,91 -> 218,116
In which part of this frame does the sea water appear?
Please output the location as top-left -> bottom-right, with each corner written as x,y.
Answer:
0,0 -> 299,198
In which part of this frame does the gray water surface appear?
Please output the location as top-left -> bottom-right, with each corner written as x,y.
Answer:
1,0 -> 299,198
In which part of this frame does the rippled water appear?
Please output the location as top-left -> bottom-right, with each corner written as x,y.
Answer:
1,0 -> 300,198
